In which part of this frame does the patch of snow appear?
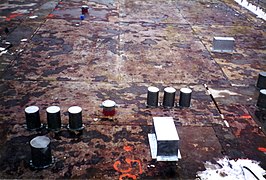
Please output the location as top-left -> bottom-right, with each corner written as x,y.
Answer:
0,47 -> 7,56
209,88 -> 240,98
29,15 -> 38,19
234,0 -> 266,21
197,157 -> 266,180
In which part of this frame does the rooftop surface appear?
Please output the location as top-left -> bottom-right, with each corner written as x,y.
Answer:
0,0 -> 266,179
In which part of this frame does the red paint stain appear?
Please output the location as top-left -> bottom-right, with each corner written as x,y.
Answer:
47,14 -> 55,18
258,147 -> 266,152
6,13 -> 22,21
123,145 -> 133,152
240,114 -> 252,119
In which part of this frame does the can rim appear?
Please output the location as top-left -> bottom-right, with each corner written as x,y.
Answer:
148,86 -> 159,92
180,87 -> 192,94
30,136 -> 50,148
68,106 -> 82,114
102,100 -> 116,107
46,106 -> 60,113
164,87 -> 176,93
25,106 -> 39,113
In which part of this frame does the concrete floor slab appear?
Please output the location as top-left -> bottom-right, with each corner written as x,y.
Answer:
0,0 -> 266,179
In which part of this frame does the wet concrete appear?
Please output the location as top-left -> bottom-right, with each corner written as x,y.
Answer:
0,0 -> 266,179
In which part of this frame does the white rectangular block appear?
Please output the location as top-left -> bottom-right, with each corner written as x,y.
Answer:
153,117 -> 179,141
153,117 -> 179,156
148,133 -> 181,161
212,37 -> 235,52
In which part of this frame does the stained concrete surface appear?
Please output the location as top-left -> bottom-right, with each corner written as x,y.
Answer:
0,0 -> 266,179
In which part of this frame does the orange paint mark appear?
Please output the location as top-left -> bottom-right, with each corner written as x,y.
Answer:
125,158 -> 143,174
114,145 -> 143,180
240,114 -> 252,119
47,14 -> 55,18
6,13 -> 22,21
258,147 -> 266,152
123,145 -> 133,152
113,161 -> 132,173
119,174 -> 136,180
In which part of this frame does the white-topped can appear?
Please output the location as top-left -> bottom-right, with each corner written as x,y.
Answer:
257,89 -> 266,109
30,136 -> 52,169
25,106 -> 42,130
257,72 -> 266,89
101,100 -> 116,116
46,106 -> 61,131
163,87 -> 176,108
147,86 -> 160,107
179,87 -> 192,107
68,106 -> 83,131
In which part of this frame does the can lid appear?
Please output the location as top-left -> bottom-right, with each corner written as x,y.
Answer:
81,5 -> 89,8
68,106 -> 82,114
148,86 -> 159,93
25,106 -> 39,113
164,87 -> 176,93
46,106 -> 60,113
180,87 -> 192,94
260,89 -> 266,95
259,72 -> 266,76
102,100 -> 116,107
30,136 -> 50,148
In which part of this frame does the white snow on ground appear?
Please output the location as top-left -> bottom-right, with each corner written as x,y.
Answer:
197,157 -> 266,180
234,0 -> 266,20
0,47 -> 7,56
